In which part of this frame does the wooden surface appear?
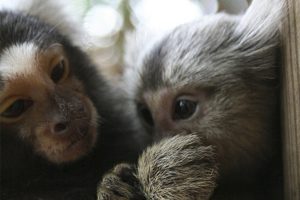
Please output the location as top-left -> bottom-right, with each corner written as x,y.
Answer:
281,0 -> 300,199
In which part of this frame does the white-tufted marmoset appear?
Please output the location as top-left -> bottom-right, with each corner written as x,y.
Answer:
0,0 -> 148,199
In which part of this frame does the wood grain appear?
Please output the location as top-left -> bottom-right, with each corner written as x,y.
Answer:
281,0 -> 300,199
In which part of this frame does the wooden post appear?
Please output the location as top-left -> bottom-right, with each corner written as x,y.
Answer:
282,0 -> 300,199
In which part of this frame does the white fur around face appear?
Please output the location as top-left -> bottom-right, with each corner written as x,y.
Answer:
0,42 -> 38,79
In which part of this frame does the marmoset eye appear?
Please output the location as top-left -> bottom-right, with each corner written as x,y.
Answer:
173,99 -> 198,120
1,99 -> 33,118
137,103 -> 154,127
51,59 -> 66,83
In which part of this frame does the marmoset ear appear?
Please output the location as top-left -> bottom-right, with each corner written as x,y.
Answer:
235,0 -> 286,46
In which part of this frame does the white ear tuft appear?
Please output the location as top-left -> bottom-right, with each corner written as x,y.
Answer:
236,0 -> 286,44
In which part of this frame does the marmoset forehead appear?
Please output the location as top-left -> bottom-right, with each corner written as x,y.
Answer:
0,43 -> 39,80
140,15 -> 239,92
0,11 -> 66,90
0,11 -> 62,54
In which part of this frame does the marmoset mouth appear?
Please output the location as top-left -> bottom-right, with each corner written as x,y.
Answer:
54,124 -> 97,164
66,125 -> 90,150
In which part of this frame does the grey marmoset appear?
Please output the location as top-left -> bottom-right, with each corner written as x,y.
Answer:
98,0 -> 285,199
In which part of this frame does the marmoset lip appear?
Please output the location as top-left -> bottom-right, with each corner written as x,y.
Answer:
56,124 -> 97,163
66,125 -> 90,150
63,108 -> 94,151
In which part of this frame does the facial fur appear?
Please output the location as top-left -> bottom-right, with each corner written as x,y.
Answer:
0,12 -> 98,164
126,0 -> 283,178
97,1 -> 285,199
0,2 -> 148,199
93,1 -> 286,199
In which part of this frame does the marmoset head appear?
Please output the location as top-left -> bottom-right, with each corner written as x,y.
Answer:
0,11 -> 99,164
125,0 -> 284,172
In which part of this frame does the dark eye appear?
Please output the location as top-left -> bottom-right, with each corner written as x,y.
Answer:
137,103 -> 154,127
1,99 -> 33,118
173,99 -> 197,120
51,60 -> 66,83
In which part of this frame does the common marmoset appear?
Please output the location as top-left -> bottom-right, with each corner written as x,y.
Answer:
0,1 -> 147,199
98,0 -> 285,199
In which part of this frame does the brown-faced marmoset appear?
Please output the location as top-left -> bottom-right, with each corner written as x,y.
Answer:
0,1 -> 148,199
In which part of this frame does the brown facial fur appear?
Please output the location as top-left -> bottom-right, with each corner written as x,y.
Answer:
0,44 -> 98,164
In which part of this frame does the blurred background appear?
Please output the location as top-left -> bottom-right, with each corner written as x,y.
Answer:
68,0 -> 252,81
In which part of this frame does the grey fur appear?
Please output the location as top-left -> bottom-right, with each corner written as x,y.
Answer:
98,134 -> 218,200
98,0 -> 286,199
137,135 -> 218,200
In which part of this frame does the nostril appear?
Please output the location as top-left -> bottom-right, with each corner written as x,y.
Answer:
54,122 -> 68,134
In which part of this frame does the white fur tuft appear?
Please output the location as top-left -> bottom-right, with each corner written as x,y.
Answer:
236,0 -> 286,44
0,43 -> 38,79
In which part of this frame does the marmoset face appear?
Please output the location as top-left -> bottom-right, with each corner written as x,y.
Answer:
0,12 -> 99,164
126,4 -> 281,170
